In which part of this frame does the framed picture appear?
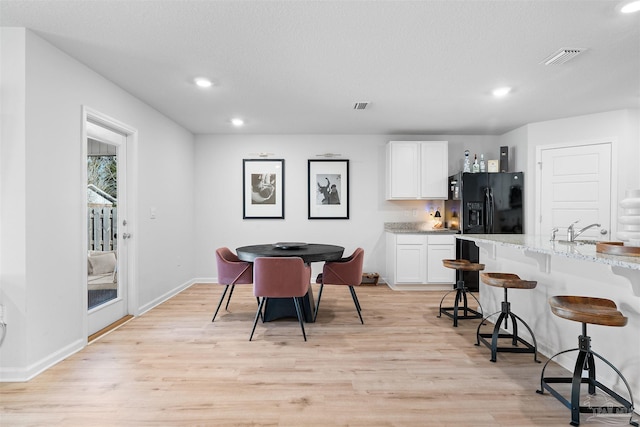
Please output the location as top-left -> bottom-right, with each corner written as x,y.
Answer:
243,159 -> 285,219
308,159 -> 349,219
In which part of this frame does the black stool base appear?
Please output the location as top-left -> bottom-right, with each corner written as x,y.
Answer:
438,282 -> 483,327
476,303 -> 540,363
537,334 -> 638,426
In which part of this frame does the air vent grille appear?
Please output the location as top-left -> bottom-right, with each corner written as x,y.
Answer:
353,102 -> 370,110
542,48 -> 586,65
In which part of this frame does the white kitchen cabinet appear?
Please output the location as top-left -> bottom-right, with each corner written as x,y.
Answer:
386,232 -> 456,287
426,234 -> 456,283
386,141 -> 448,200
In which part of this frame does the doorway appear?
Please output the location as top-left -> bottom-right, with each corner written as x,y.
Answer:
536,141 -> 612,240
83,108 -> 136,337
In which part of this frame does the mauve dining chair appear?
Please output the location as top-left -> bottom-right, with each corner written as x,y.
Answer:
314,247 -> 364,324
213,247 -> 255,322
250,257 -> 311,341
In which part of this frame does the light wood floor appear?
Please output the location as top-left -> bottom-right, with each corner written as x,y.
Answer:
1,284 -> 635,426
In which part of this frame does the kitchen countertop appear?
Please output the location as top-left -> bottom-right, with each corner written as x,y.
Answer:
457,234 -> 640,271
384,222 -> 460,234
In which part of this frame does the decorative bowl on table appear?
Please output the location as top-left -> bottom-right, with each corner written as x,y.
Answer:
273,242 -> 308,249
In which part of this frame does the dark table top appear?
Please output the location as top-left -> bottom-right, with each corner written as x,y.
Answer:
236,243 -> 345,264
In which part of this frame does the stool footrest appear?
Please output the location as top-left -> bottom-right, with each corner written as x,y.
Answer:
439,307 -> 482,320
539,378 -> 636,425
476,310 -> 540,363
537,346 -> 638,426
437,287 -> 483,327
477,332 -> 537,356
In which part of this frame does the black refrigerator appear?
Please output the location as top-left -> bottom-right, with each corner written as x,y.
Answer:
445,172 -> 524,290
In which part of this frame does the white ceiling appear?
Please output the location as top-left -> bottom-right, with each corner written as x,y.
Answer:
2,0 -> 639,135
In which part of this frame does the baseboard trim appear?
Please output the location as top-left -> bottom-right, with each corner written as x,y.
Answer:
138,278 -> 197,316
0,338 -> 84,382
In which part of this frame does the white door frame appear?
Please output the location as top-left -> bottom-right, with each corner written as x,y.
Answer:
534,138 -> 618,237
81,106 -> 138,340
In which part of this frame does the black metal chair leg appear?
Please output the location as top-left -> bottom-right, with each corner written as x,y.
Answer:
212,285 -> 230,322
225,284 -> 236,310
293,297 -> 307,341
256,297 -> 263,322
249,298 -> 266,341
313,284 -> 324,322
349,286 -> 364,324
350,286 -> 362,312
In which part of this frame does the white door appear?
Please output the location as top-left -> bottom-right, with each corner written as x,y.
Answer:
538,142 -> 611,240
85,112 -> 133,336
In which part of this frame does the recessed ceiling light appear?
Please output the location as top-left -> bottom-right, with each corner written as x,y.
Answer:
194,77 -> 213,88
492,87 -> 511,98
231,118 -> 244,127
621,1 -> 640,13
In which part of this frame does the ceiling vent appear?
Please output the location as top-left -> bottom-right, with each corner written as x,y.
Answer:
353,102 -> 370,110
542,48 -> 587,65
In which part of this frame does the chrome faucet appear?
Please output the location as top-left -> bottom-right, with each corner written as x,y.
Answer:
567,221 -> 601,242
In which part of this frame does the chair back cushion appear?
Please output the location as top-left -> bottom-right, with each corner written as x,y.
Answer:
253,257 -> 311,298
321,247 -> 364,286
216,247 -> 253,286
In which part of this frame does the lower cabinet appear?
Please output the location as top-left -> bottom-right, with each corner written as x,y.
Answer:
426,235 -> 456,283
386,232 -> 456,287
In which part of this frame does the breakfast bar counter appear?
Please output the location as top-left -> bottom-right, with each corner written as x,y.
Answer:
458,233 -> 640,272
457,234 -> 640,410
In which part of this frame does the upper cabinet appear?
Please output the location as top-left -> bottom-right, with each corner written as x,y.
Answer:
386,141 -> 448,200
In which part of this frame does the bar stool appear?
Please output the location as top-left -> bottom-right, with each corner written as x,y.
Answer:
536,296 -> 638,427
475,272 -> 539,363
438,259 -> 484,327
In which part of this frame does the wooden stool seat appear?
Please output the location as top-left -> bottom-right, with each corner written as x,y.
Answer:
442,259 -> 485,271
480,272 -> 537,290
549,296 -> 627,327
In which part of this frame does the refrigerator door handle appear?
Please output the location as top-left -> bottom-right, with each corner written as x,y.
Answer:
488,188 -> 495,233
484,187 -> 491,233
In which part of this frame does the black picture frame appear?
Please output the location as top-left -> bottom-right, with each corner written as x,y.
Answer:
308,159 -> 349,219
243,159 -> 285,219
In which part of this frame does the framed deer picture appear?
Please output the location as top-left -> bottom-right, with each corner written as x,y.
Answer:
308,159 -> 349,219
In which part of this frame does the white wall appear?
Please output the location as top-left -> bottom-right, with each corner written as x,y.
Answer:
502,109 -> 640,235
193,134 -> 504,281
0,29 -> 196,380
0,28 -> 28,370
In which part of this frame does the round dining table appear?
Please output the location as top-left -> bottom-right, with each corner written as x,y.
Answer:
236,243 -> 344,264
235,243 -> 345,322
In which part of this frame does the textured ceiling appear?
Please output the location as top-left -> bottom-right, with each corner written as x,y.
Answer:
2,0 -> 639,135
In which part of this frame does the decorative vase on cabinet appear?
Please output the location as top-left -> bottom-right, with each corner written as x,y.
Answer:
386,141 -> 448,200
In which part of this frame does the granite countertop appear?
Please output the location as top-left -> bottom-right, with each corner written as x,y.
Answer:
384,222 -> 460,234
457,234 -> 640,271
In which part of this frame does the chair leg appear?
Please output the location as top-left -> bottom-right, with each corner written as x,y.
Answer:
293,297 -> 307,341
350,285 -> 362,312
313,284 -> 324,322
349,286 -> 364,324
212,285 -> 230,322
225,284 -> 236,310
249,297 -> 266,341
256,297 -> 263,322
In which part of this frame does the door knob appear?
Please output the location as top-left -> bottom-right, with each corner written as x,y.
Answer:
600,229 -> 608,235
122,233 -> 132,239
